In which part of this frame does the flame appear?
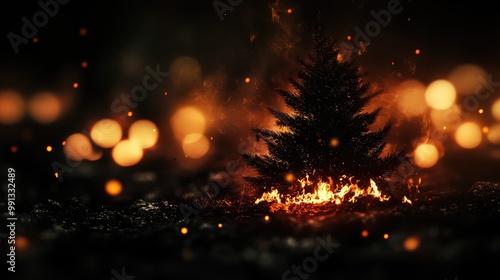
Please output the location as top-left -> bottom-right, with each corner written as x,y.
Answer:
255,175 -> 391,212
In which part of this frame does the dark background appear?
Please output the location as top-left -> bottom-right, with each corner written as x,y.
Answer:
1,1 -> 500,279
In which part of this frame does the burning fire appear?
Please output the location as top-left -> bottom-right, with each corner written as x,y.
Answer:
255,174 -> 413,213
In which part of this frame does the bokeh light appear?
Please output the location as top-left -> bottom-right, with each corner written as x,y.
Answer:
129,119 -> 159,149
105,179 -> 123,196
90,119 -> 123,148
455,122 -> 482,149
492,98 -> 500,121
63,133 -> 93,161
0,90 -> 25,125
430,104 -> 461,130
486,124 -> 500,144
396,80 -> 428,117
112,139 -> 144,166
171,107 -> 206,141
182,133 -> 210,159
404,236 -> 420,251
169,56 -> 202,89
425,80 -> 456,110
448,64 -> 487,95
414,143 -> 439,168
28,92 -> 61,124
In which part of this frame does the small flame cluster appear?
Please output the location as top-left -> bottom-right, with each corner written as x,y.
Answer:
255,174 -> 411,213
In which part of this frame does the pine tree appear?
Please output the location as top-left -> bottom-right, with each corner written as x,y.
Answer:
242,26 -> 404,196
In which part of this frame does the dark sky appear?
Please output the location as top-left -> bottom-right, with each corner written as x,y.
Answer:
1,0 -> 500,206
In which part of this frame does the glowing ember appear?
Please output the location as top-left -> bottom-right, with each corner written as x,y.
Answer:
105,179 -> 123,196
361,230 -> 369,238
404,236 -> 420,251
46,146 -> 53,152
402,196 -> 412,204
383,233 -> 389,239
255,175 -> 390,212
218,223 -> 223,228
181,227 -> 188,234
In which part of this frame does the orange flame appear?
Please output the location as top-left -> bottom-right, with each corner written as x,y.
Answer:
255,175 -> 391,212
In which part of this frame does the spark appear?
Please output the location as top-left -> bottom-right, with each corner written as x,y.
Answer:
62,141 -> 66,146
415,49 -> 421,55
347,35 -> 352,41
181,227 -> 188,234
127,111 -> 133,117
383,233 -> 389,239
482,126 -> 489,134
361,230 -> 369,238
264,215 -> 270,221
245,77 -> 251,83
55,172 -> 59,178
46,146 -> 52,152
218,223 -> 223,228
287,8 -> 292,14
478,108 -> 484,114
73,82 -> 79,89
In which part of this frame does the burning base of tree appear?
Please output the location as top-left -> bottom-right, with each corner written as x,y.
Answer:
255,175 -> 417,214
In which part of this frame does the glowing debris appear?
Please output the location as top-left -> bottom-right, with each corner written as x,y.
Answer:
181,227 -> 188,234
404,236 -> 420,251
218,223 -> 223,228
46,146 -> 52,152
105,179 -> 123,196
361,230 -> 369,238
264,215 -> 270,221
383,233 -> 389,240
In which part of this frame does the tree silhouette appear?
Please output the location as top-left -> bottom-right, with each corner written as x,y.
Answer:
242,26 -> 404,196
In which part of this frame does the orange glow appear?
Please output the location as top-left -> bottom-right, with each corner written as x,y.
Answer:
492,98 -> 500,121
91,119 -> 123,148
413,143 -> 439,168
105,179 -> 123,196
46,146 -> 52,152
182,133 -> 210,159
81,61 -> 88,68
218,223 -> 223,228
171,107 -> 206,141
479,109 -> 484,114
16,236 -> 28,250
361,230 -> 369,238
10,146 -> 18,153
245,77 -> 251,83
415,49 -> 420,55
33,37 -> 38,43
487,124 -> 500,144
383,233 -> 389,239
425,80 -> 456,110
482,126 -> 489,134
55,172 -> 59,178
448,64 -> 487,95
287,8 -> 292,14
63,133 -> 93,161
396,80 -> 428,117
28,92 -> 61,124
404,236 -> 420,251
112,139 -> 143,166
62,141 -> 66,146
127,111 -> 133,117
430,104 -> 461,129
255,175 -> 391,213
0,90 -> 25,125
264,215 -> 270,221
73,83 -> 79,89
347,35 -> 352,41
455,122 -> 482,149
129,119 -> 159,149
79,28 -> 87,36
402,196 -> 413,204
329,137 -> 340,147
285,173 -> 295,183
181,227 -> 188,234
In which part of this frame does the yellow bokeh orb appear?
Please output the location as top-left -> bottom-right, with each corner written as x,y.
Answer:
105,179 -> 123,196
425,80 -> 456,110
487,124 -> 500,144
492,98 -> 500,122
413,143 -> 439,168
396,80 -> 428,117
0,90 -> 25,125
455,122 -> 482,149
129,119 -> 159,149
28,92 -> 61,124
90,119 -> 123,148
171,107 -> 206,141
112,139 -> 144,166
64,133 -> 93,161
182,133 -> 210,159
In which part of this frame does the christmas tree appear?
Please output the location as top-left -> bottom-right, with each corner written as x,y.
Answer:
242,26 -> 404,196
